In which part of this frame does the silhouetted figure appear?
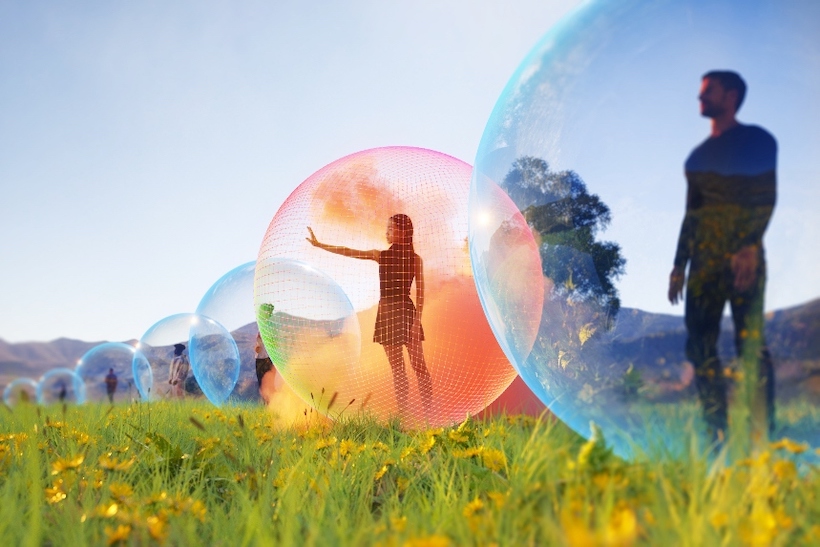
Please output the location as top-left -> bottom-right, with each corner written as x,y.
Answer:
169,343 -> 190,399
104,368 -> 118,403
255,330 -> 274,398
669,70 -> 776,445
307,214 -> 433,419
57,381 -> 67,403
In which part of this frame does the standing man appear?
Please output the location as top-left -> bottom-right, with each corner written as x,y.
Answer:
104,368 -> 118,404
169,343 -> 190,398
668,71 -> 776,444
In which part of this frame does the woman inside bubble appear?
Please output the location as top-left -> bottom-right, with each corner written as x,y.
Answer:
307,214 -> 433,419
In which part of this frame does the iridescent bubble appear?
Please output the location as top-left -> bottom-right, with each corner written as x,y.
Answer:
75,342 -> 137,404
196,261 -> 264,403
37,368 -> 86,405
254,258 -> 361,417
470,0 -> 820,457
133,313 -> 240,405
257,147 -> 517,427
3,378 -> 38,407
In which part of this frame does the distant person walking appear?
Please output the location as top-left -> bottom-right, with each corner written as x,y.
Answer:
307,214 -> 433,419
169,343 -> 190,398
668,70 -> 776,445
104,368 -> 118,403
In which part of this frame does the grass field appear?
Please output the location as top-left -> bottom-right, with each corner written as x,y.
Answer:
1,400 -> 818,546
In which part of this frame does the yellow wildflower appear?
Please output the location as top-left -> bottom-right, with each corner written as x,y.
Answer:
315,436 -> 337,450
390,515 -> 407,532
374,460 -> 395,480
774,508 -> 793,530
98,455 -> 136,472
95,502 -> 119,518
109,482 -> 133,503
604,507 -> 638,547
770,438 -> 808,454
462,497 -> 484,518
419,435 -> 436,454
190,499 -> 207,522
404,535 -> 452,547
772,460 -> 797,482
146,515 -> 168,542
481,449 -> 507,472
339,439 -> 358,457
452,447 -> 481,459
739,506 -> 778,547
105,524 -> 131,545
710,511 -> 729,529
487,491 -> 508,509
372,441 -> 390,452
51,454 -> 85,475
273,468 -> 289,488
448,430 -> 469,443
45,480 -> 67,504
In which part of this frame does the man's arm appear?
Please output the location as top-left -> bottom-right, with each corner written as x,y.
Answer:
669,184 -> 695,305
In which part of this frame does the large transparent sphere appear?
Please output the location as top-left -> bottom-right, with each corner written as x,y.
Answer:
257,147 -> 517,427
75,342 -> 137,404
3,378 -> 38,407
196,261 -> 264,403
133,313 -> 240,405
37,369 -> 86,405
470,0 -> 820,457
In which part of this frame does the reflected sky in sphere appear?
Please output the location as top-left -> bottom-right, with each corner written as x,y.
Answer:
470,0 -> 820,458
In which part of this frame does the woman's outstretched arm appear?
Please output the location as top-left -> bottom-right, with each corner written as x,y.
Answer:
306,227 -> 379,261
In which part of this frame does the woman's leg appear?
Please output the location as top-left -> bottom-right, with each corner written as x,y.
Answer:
384,344 -> 409,415
407,337 -> 433,419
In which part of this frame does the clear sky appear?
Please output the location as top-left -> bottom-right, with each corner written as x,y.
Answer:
0,0 -> 582,343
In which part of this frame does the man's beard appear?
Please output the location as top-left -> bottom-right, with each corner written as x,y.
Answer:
701,102 -> 726,118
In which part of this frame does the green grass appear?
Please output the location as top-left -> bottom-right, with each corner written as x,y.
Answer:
1,401 -> 818,546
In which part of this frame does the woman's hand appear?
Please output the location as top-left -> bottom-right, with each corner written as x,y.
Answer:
306,227 -> 320,247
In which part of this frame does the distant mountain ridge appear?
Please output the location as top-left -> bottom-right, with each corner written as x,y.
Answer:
0,338 -> 134,390
2,298 -> 819,396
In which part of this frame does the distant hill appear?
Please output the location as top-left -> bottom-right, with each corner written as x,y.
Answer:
0,337 -> 114,389
3,298 -> 819,401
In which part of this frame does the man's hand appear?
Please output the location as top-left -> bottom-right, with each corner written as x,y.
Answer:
668,266 -> 685,305
731,245 -> 759,292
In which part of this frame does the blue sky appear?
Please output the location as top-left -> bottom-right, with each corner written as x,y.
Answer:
0,1 -> 580,342
3,1 -> 817,345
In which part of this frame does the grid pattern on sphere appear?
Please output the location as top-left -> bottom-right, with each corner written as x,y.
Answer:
255,147 -> 517,427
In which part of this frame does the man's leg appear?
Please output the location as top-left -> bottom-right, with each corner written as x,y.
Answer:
686,268 -> 730,443
730,261 -> 775,438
